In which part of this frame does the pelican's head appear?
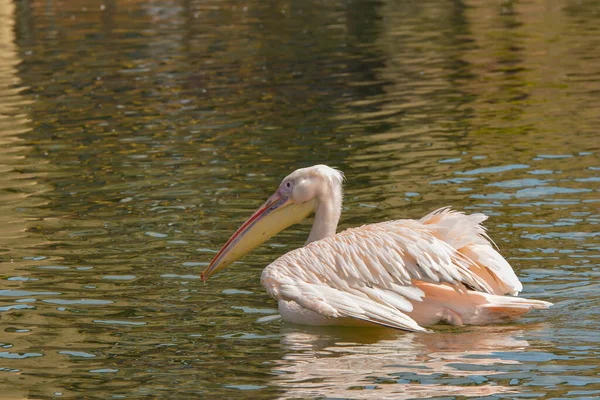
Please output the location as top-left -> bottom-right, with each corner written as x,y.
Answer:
201,165 -> 344,281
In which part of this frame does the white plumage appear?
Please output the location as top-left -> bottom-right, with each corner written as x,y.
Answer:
204,165 -> 552,332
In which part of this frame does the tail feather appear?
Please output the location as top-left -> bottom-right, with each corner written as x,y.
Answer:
476,293 -> 552,323
410,281 -> 552,327
482,293 -> 552,309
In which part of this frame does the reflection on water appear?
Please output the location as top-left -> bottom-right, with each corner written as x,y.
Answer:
0,0 -> 598,398
0,0 -> 40,253
277,326 -> 528,399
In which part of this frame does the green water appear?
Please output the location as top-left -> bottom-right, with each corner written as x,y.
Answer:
0,0 -> 598,398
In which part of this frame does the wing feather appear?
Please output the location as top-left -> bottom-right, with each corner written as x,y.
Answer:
285,281 -> 427,332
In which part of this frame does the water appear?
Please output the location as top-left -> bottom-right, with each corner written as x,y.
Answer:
0,0 -> 598,398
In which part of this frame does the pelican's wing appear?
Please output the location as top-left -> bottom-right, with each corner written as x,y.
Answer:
261,208 -> 521,331
276,279 -> 428,331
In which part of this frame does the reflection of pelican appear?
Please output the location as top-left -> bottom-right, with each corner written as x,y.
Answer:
275,326 -> 527,399
203,165 -> 551,331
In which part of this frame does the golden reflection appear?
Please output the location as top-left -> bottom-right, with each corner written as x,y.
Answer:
0,2 -> 54,397
274,326 -> 527,399
0,0 -> 46,255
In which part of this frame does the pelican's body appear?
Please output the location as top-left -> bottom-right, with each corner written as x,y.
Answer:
203,165 -> 551,332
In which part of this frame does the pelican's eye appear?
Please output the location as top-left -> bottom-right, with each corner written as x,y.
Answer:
280,180 -> 294,195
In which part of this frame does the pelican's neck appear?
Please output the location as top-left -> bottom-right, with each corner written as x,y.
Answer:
305,184 -> 342,244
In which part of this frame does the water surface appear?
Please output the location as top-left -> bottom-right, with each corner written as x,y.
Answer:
0,0 -> 598,398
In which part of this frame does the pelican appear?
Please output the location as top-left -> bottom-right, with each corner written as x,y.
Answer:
202,165 -> 551,332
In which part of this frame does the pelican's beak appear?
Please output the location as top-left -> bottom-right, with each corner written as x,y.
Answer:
201,193 -> 317,281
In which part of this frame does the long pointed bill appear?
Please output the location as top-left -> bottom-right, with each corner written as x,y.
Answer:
201,194 -> 317,281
